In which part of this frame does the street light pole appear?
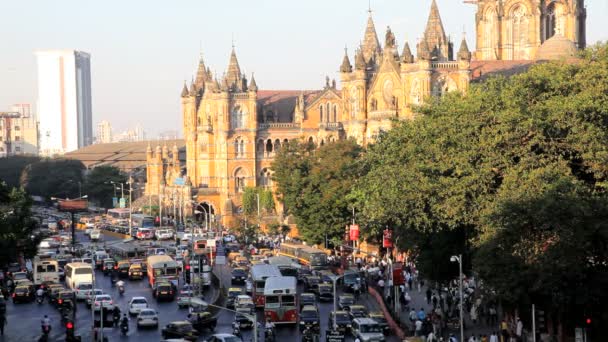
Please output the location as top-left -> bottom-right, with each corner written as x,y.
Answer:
451,254 -> 464,342
128,177 -> 133,237
331,275 -> 343,331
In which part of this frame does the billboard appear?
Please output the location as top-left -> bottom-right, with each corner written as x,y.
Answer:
58,199 -> 88,212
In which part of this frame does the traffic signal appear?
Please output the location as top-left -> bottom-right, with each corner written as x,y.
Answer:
185,264 -> 191,284
586,317 -> 592,325
65,320 -> 74,336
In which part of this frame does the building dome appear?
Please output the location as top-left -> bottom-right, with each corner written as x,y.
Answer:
535,34 -> 578,61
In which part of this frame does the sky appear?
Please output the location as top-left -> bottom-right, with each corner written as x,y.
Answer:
1,0 -> 607,138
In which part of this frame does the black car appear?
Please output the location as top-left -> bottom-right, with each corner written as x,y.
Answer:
187,311 -> 217,332
300,293 -> 316,309
303,275 -> 320,293
154,282 -> 175,301
317,283 -> 333,302
117,263 -> 130,278
102,259 -> 115,275
369,311 -> 390,335
55,290 -> 76,308
338,294 -> 355,311
348,305 -> 369,320
328,311 -> 352,334
299,305 -> 320,332
235,312 -> 254,329
161,321 -> 199,341
231,268 -> 247,284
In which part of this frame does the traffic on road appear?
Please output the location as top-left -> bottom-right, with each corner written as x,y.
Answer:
0,207 -> 398,342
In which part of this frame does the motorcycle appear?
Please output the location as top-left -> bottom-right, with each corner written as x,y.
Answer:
36,295 -> 44,305
232,322 -> 241,338
118,285 -> 125,296
120,320 -> 129,336
41,325 -> 51,338
265,327 -> 275,342
301,327 -> 315,342
113,313 -> 120,327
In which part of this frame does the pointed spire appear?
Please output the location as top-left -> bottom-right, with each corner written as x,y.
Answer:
417,39 -> 431,61
225,47 -> 242,91
249,73 -> 258,92
355,49 -> 366,70
188,81 -> 197,96
181,81 -> 189,97
458,34 -> 472,61
340,47 -> 353,73
422,0 -> 450,61
195,55 -> 207,87
401,42 -> 414,63
361,12 -> 382,63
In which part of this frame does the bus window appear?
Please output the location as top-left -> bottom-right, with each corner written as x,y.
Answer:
282,295 -> 295,306
266,295 -> 280,308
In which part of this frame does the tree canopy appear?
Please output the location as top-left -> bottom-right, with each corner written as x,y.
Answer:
20,158 -> 85,200
272,139 -> 364,245
0,155 -> 42,188
84,165 -> 127,208
0,182 -> 40,267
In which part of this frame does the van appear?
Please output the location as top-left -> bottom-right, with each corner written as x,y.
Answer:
94,251 -> 108,269
351,318 -> 385,342
74,282 -> 93,300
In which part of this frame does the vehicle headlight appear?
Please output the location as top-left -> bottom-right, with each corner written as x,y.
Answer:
300,321 -> 304,324
347,324 -> 352,327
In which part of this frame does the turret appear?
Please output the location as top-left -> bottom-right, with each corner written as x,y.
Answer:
458,35 -> 472,62
249,73 -> 258,92
401,42 -> 414,64
421,0 -> 451,61
361,13 -> 382,64
340,48 -> 353,73
355,49 -> 366,71
180,81 -> 189,98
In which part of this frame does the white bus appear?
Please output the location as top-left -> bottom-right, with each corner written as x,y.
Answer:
146,255 -> 179,288
264,276 -> 298,324
65,262 -> 95,290
33,258 -> 60,286
250,264 -> 282,308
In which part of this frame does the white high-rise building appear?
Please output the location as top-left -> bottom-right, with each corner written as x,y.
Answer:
96,120 -> 112,144
36,50 -> 92,156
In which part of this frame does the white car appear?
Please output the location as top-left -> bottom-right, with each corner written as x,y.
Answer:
155,229 -> 174,240
74,282 -> 93,300
93,294 -> 114,311
136,308 -> 159,328
206,334 -> 243,342
128,296 -> 149,316
90,230 -> 101,241
84,227 -> 93,236
86,289 -> 104,307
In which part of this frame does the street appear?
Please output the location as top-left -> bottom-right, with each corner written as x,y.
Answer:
2,230 -> 401,341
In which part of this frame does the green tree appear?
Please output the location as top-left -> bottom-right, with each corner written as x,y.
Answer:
0,182 -> 41,267
260,189 -> 275,213
83,165 -> 127,208
272,139 -> 363,245
20,158 -> 85,200
242,187 -> 258,216
0,155 -> 41,188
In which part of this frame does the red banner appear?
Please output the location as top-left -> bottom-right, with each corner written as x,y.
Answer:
349,224 -> 360,241
58,199 -> 88,212
392,262 -> 404,285
383,229 -> 393,248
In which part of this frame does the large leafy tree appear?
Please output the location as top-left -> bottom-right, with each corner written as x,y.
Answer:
84,165 -> 127,208
0,182 -> 40,267
353,44 -> 608,331
0,155 -> 41,188
272,139 -> 363,245
20,158 -> 85,200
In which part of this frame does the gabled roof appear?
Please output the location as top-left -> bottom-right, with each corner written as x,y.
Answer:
470,60 -> 536,81
256,90 -> 320,123
305,87 -> 342,108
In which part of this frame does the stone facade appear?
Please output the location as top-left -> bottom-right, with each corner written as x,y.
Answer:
145,0 -> 586,228
474,0 -> 586,60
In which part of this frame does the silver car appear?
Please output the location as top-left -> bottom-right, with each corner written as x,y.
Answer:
137,308 -> 159,328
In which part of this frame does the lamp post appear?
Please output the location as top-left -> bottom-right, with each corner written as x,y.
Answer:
451,254 -> 464,342
330,274 -> 344,331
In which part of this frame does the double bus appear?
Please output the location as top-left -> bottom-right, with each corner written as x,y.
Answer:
132,214 -> 155,229
33,258 -> 60,286
278,243 -> 329,270
146,255 -> 179,288
267,256 -> 300,277
264,276 -> 298,324
250,264 -> 282,307
65,262 -> 95,290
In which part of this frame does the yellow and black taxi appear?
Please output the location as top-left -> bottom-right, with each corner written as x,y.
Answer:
161,320 -> 199,341
55,290 -> 76,308
12,283 -> 35,303
116,260 -> 131,278
369,311 -> 390,335
154,281 -> 175,301
226,287 -> 244,309
230,267 -> 247,284
328,310 -> 352,334
128,264 -> 143,280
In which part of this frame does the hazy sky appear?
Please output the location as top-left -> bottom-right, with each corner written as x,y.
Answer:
1,0 -> 606,137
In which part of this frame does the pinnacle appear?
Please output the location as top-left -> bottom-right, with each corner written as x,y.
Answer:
361,13 -> 381,63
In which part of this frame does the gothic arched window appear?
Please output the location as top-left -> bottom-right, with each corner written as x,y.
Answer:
326,103 -> 331,122
509,4 -> 529,60
483,7 -> 498,60
332,105 -> 338,122
319,105 -> 324,122
232,105 -> 246,129
234,168 -> 247,192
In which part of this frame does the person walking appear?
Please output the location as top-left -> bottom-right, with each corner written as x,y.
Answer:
516,318 -> 523,342
426,288 -> 432,305
489,331 -> 499,342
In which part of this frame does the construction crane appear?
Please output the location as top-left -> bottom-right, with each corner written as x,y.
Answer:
0,111 -> 22,157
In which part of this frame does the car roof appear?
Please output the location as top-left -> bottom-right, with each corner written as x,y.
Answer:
139,308 -> 157,313
228,287 -> 242,292
350,305 -> 366,309
130,296 -> 147,301
369,311 -> 384,317
301,293 -> 315,297
169,320 -> 191,326
354,317 -> 378,325
301,305 -> 317,311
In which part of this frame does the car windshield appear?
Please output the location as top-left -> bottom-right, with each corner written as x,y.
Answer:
340,296 -> 354,304
371,315 -> 387,323
361,324 -> 382,333
223,337 -> 241,342
78,284 -> 93,290
302,295 -> 314,301
232,269 -> 246,276
301,309 -> 318,318
132,298 -> 147,304
15,287 -> 28,293
97,296 -> 110,301
139,310 -> 155,316
177,324 -> 193,332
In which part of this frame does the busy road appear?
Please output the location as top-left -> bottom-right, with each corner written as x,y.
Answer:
1,210 -> 400,342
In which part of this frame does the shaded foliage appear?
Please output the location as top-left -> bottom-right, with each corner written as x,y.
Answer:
0,155 -> 41,188
0,182 -> 40,267
20,159 -> 85,200
84,165 -> 127,208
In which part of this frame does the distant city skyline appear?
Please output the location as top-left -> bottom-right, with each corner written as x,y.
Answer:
1,0 -> 606,137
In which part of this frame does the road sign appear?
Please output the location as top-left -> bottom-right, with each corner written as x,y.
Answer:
119,198 -> 126,208
326,330 -> 345,342
112,197 -> 118,208
215,256 -> 226,265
